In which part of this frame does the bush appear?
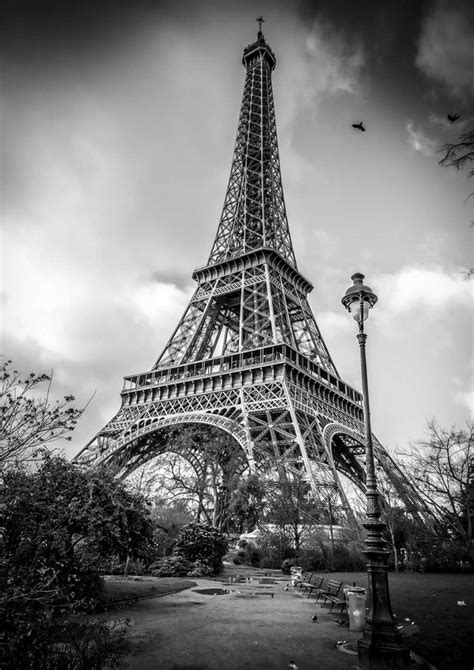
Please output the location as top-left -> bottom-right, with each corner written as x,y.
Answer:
236,544 -> 262,567
187,560 -> 215,577
258,531 -> 296,569
298,550 -> 326,572
0,415 -> 154,668
281,558 -> 297,574
173,522 -> 228,574
1,614 -> 129,669
96,557 -> 147,576
422,542 -> 473,573
332,542 -> 366,572
150,555 -> 193,577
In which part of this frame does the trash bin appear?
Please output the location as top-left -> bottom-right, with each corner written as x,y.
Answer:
290,566 -> 302,586
346,587 -> 366,631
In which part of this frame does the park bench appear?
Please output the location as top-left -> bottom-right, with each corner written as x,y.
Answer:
305,577 -> 329,601
296,572 -> 313,590
325,583 -> 353,614
304,575 -> 324,599
316,579 -> 343,609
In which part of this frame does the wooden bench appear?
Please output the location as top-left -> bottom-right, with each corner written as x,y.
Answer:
317,579 -> 343,609
325,583 -> 352,614
296,572 -> 313,590
303,576 -> 328,601
298,572 -> 317,593
304,575 -> 324,598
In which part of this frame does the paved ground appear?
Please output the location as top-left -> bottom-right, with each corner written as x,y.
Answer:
113,563 -> 368,670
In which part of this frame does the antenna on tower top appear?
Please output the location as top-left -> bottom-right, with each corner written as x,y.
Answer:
256,15 -> 264,38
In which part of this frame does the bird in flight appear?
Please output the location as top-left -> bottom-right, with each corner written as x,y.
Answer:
352,122 -> 366,132
447,114 -> 460,124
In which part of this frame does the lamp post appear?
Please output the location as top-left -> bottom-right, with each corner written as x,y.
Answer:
342,273 -> 410,670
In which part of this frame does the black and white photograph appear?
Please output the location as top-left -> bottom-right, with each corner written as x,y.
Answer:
1,1 -> 473,668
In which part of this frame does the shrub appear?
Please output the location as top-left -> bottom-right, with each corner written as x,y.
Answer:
97,557 -> 147,576
281,558 -> 296,574
258,530 -> 296,569
173,522 -> 228,574
150,555 -> 192,577
298,549 -> 326,572
236,544 -> 262,567
1,615 -> 129,669
332,541 -> 366,572
187,560 -> 215,577
422,542 -> 473,573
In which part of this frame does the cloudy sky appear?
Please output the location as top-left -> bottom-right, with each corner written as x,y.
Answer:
1,0 -> 473,461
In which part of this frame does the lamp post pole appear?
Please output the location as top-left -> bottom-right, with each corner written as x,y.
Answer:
342,273 -> 410,670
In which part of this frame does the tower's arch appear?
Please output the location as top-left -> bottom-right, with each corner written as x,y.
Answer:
90,413 -> 251,481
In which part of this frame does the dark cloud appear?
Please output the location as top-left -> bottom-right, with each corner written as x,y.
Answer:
0,0 -> 290,64
1,1 -> 154,56
280,0 -> 444,135
416,0 -> 474,104
300,0 -> 429,58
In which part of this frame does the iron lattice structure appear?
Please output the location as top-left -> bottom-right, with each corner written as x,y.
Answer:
76,30 -> 426,523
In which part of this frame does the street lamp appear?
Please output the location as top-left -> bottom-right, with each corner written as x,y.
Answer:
342,273 -> 410,669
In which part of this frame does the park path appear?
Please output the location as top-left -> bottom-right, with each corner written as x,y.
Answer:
115,564 -> 363,670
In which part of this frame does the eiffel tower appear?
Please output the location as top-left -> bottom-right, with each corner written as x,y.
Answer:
77,25 -> 425,523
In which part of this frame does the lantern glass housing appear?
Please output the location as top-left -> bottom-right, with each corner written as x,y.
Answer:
341,273 -> 378,322
350,296 -> 371,323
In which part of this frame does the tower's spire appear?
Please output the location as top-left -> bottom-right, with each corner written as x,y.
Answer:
207,25 -> 296,267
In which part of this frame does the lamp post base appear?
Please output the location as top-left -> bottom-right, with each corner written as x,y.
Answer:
358,628 -> 412,670
358,548 -> 412,669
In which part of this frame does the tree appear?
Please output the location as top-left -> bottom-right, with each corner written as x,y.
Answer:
127,425 -> 245,531
228,473 -> 266,532
439,129 -> 474,179
0,359 -> 84,465
150,498 -> 194,557
373,471 -> 430,571
0,454 -> 155,666
439,127 -> 474,278
403,421 -> 473,561
265,475 -> 316,556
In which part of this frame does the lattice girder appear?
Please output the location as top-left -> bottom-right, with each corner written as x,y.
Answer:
155,252 -> 338,376
78,354 -> 366,520
76,29 -> 432,528
208,32 -> 296,267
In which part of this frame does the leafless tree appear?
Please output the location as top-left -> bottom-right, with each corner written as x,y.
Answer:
402,420 -> 473,553
126,425 -> 243,530
439,128 -> 474,278
0,359 -> 84,466
439,129 -> 474,178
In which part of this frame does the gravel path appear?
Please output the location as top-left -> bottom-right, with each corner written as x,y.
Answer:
113,565 -> 363,670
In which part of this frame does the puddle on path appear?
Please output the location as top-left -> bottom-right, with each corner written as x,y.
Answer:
192,588 -> 230,596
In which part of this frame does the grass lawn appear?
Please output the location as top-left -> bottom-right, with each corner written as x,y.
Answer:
101,575 -> 197,607
329,571 -> 474,670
